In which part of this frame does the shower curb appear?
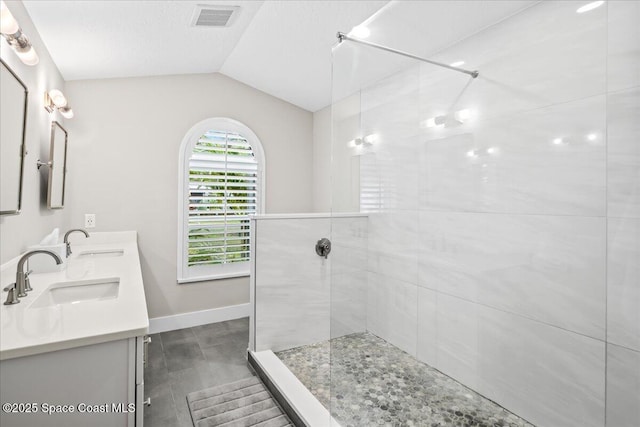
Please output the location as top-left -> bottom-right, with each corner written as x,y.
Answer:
248,350 -> 340,427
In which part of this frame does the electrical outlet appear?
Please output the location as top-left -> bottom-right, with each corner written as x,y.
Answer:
84,214 -> 96,228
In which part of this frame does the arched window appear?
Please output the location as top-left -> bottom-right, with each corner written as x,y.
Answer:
178,118 -> 265,283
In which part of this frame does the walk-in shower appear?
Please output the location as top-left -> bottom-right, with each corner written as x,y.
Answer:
250,1 -> 639,426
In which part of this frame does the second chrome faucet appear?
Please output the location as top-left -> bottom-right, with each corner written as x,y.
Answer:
63,229 -> 90,257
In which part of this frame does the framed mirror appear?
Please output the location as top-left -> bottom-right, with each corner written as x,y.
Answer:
0,58 -> 28,215
47,121 -> 68,209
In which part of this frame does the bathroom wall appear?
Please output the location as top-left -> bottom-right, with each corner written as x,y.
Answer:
312,106 -> 331,213
64,73 -> 314,319
253,214 -> 367,352
605,3 -> 640,425
333,1 -> 639,426
0,1 -> 70,264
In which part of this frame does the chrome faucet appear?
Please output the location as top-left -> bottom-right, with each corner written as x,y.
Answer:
15,250 -> 62,298
64,229 -> 90,257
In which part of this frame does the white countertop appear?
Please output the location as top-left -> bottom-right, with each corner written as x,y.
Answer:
0,231 -> 149,360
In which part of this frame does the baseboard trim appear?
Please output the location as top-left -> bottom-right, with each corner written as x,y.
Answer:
149,303 -> 251,334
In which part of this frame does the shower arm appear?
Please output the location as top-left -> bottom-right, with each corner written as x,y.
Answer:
336,32 -> 479,79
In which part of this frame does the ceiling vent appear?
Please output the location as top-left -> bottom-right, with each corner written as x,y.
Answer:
191,5 -> 240,27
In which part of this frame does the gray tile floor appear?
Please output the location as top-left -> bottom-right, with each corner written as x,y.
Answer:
143,317 -> 255,427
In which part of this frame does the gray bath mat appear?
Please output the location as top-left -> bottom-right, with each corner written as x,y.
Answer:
186,376 -> 293,427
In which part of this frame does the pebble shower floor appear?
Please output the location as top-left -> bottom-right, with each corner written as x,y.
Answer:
276,333 -> 534,427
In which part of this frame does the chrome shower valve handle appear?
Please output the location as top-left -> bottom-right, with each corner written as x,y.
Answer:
315,238 -> 331,259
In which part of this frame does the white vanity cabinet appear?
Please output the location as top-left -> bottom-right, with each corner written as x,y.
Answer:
0,232 -> 150,426
0,335 -> 147,427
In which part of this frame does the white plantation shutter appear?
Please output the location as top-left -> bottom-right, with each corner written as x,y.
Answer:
178,119 -> 264,283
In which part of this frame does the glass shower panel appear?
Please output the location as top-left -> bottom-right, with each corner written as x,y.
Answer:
328,1 -> 625,426
330,35 -> 425,425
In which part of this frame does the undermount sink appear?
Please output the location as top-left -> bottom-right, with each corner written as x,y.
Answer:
77,249 -> 124,258
30,278 -> 120,308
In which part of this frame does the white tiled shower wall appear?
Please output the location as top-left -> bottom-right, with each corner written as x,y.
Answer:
252,214 -> 368,352
252,2 -> 638,426
353,2 -> 639,427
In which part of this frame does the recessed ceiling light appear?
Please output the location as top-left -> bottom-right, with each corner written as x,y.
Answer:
450,61 -> 465,67
553,137 -> 564,145
350,25 -> 370,39
576,1 -> 604,14
587,133 -> 597,141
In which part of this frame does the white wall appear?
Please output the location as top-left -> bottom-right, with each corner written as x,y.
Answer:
64,73 -> 313,319
313,94 -> 362,214
0,1 -> 69,264
312,106 -> 331,212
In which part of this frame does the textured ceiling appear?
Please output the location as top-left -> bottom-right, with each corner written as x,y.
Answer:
22,0 -> 386,111
22,1 -> 265,80
219,0 -> 389,112
21,0 -> 536,112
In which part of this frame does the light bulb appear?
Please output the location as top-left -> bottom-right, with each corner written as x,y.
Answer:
15,45 -> 39,66
577,1 -> 604,14
350,25 -> 370,39
49,89 -> 67,108
363,134 -> 378,144
348,138 -> 363,148
424,115 -> 446,128
60,107 -> 74,119
454,109 -> 473,123
423,118 -> 436,128
1,1 -> 19,35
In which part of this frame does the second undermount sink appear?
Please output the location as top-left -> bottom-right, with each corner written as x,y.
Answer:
30,278 -> 120,308
77,249 -> 124,258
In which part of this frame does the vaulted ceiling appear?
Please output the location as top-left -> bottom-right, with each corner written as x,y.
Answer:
22,0 -> 536,112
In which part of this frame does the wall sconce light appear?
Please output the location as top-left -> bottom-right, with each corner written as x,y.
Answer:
423,115 -> 447,128
454,109 -> 473,123
0,1 -> 39,66
423,109 -> 475,128
363,134 -> 378,144
348,134 -> 377,148
44,89 -> 74,119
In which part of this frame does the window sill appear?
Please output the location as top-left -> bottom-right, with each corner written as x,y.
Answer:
177,272 -> 249,284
